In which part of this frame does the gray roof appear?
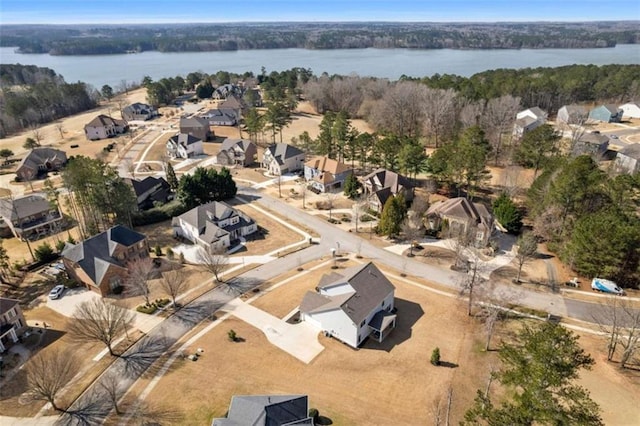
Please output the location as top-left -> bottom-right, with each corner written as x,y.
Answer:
220,138 -> 255,152
618,143 -> 640,160
0,297 -> 19,315
202,108 -> 238,124
169,133 -> 202,146
302,262 -> 395,325
515,116 -> 538,128
266,143 -> 304,163
362,168 -> 413,193
16,147 -> 67,173
180,116 -> 209,129
62,225 -> 146,287
176,201 -> 255,244
526,107 -> 547,119
219,94 -> 247,111
577,132 -> 610,145
123,103 -> 153,114
212,395 -> 310,426
427,197 -> 492,227
0,193 -> 52,222
85,114 -> 126,128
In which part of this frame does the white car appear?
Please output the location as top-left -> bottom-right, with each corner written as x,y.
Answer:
48,285 -> 65,300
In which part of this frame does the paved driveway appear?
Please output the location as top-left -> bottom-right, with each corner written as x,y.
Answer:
221,298 -> 324,364
46,288 -> 162,333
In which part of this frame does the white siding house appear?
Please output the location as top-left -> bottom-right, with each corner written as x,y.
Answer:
261,143 -> 306,175
166,133 -> 204,159
300,262 -> 396,348
620,102 -> 640,119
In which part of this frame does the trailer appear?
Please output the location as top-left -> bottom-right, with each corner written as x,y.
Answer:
591,278 -> 624,295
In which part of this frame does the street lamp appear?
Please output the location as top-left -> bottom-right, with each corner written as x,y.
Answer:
330,248 -> 337,269
336,242 -> 340,257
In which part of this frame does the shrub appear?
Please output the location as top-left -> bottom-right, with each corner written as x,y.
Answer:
131,200 -> 190,226
154,245 -> 163,256
179,252 -> 185,264
308,408 -> 319,422
327,218 -> 340,224
55,240 -> 67,252
228,329 -> 237,342
166,247 -> 174,260
493,193 -> 522,234
340,217 -> 351,222
136,303 -> 158,314
431,347 -> 441,366
155,298 -> 170,307
34,242 -> 57,263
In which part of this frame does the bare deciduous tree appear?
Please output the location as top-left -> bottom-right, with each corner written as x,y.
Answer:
514,233 -> 538,283
459,98 -> 486,129
68,298 -> 135,356
594,297 -> 640,369
445,221 -> 475,271
160,268 -> 187,308
30,124 -> 44,146
126,257 -> 155,306
368,81 -> 425,138
482,95 -> 521,165
197,246 -> 229,283
458,249 -> 487,317
26,348 -> 79,411
476,284 -> 520,351
401,212 -> 424,257
422,87 -> 457,147
324,191 -> 339,220
98,373 -> 123,415
54,123 -> 65,139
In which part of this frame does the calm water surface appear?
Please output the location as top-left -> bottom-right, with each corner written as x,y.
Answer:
1,45 -> 639,89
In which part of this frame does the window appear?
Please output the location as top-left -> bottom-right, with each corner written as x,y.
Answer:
7,308 -> 15,318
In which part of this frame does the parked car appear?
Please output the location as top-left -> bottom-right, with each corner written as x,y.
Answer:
609,134 -> 619,139
49,285 -> 65,300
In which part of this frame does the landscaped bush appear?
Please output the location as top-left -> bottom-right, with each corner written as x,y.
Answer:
360,214 -> 375,222
327,218 -> 340,224
228,329 -> 237,342
340,217 -> 351,222
166,247 -> 174,260
136,304 -> 158,314
154,245 -> 163,256
431,347 -> 441,366
34,242 -> 57,263
155,298 -> 170,307
55,240 -> 67,252
308,408 -> 319,422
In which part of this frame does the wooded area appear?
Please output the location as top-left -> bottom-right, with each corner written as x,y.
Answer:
2,22 -> 638,55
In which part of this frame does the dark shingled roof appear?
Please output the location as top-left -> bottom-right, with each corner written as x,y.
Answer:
266,143 -> 304,162
62,225 -> 146,287
180,116 -> 209,128
0,297 -> 19,315
125,176 -> 169,198
85,114 -> 126,128
619,143 -> 640,160
212,395 -> 311,426
220,138 -> 255,152
169,133 -> 202,146
302,262 -> 395,325
176,201 -> 255,244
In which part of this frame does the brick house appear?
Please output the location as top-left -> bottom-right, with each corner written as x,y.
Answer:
62,225 -> 149,296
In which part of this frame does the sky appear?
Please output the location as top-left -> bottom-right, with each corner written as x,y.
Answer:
1,0 -> 639,24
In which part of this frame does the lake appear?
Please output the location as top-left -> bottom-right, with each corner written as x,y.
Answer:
1,45 -> 639,89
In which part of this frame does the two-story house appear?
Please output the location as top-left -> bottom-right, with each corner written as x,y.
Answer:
179,117 -> 212,141
212,395 -> 312,426
216,139 -> 257,167
172,201 -> 257,253
589,105 -> 624,123
0,193 -> 64,240
0,298 -> 27,352
619,102 -> 640,119
300,262 -> 396,349
84,115 -> 128,140
201,108 -> 238,126
513,107 -> 547,138
261,143 -> 306,176
572,132 -> 610,158
166,133 -> 204,159
556,105 -> 588,125
426,197 -> 495,247
122,103 -> 158,121
362,168 -> 414,213
62,225 -> 149,296
15,147 -> 67,182
615,144 -> 640,175
124,176 -> 172,210
304,156 -> 352,193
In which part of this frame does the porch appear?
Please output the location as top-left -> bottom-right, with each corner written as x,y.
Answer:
368,310 -> 397,343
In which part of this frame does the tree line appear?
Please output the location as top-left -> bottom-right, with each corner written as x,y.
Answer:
3,22 -> 638,55
0,64 -> 97,137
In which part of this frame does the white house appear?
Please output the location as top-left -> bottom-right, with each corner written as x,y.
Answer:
172,201 -> 257,252
166,133 -> 204,159
122,103 -> 158,121
619,102 -> 640,119
556,105 -> 588,125
300,262 -> 396,348
84,115 -> 128,140
261,143 -> 305,176
513,107 -> 547,138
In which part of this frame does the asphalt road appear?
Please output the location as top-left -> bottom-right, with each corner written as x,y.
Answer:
61,185 -> 635,423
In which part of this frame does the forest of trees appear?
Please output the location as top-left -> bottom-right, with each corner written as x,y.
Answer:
2,22 -> 638,55
0,64 -> 97,137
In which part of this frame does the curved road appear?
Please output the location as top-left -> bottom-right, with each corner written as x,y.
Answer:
60,185 -> 628,424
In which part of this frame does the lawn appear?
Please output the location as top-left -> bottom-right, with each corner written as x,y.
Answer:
127,258 -> 497,425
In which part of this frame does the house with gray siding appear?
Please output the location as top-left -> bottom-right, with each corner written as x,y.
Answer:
557,105 -> 588,125
122,103 -> 158,121
212,395 -> 312,426
216,139 -> 257,167
572,132 -> 610,157
615,144 -> 640,175
261,143 -> 305,175
589,105 -> 623,123
179,117 -> 212,141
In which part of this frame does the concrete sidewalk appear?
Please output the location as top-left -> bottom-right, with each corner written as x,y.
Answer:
221,298 -> 324,364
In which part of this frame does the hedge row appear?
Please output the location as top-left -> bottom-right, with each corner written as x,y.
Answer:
131,200 -> 190,226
